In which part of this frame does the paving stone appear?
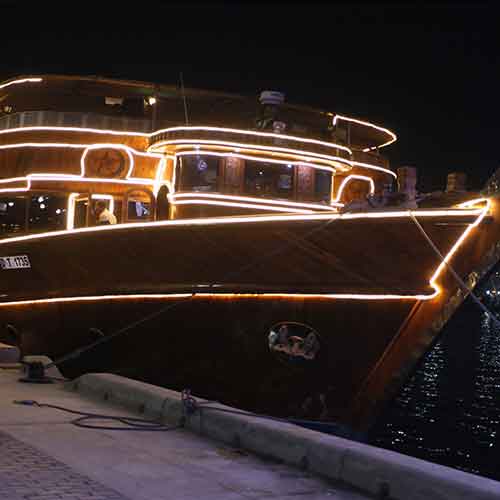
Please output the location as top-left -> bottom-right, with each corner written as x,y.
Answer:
0,430 -> 129,500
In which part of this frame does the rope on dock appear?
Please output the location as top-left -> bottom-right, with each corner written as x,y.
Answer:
13,399 -> 182,431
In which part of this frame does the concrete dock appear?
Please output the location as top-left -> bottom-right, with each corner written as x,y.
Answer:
1,353 -> 500,500
0,357 -> 369,500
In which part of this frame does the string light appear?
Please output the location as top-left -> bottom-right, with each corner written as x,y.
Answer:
150,139 -> 352,170
332,114 -> 397,151
0,131 -> 397,184
350,160 -> 397,179
66,193 -> 79,230
0,204 -> 489,303
0,206 -> 486,246
175,149 -> 336,173
151,125 -> 353,154
333,175 -> 375,203
170,193 -> 342,211
0,77 -> 43,90
428,198 -> 490,293
0,125 -> 150,138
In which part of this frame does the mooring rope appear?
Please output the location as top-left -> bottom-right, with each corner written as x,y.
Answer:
409,211 -> 500,328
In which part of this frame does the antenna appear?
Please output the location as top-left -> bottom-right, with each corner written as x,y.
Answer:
179,72 -> 189,126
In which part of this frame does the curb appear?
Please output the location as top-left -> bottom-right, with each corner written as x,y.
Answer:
72,372 -> 500,500
0,342 -> 20,363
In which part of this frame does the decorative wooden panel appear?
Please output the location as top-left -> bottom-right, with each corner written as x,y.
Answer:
223,157 -> 244,193
296,165 -> 314,200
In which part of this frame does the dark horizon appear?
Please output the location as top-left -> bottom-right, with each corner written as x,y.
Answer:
0,1 -> 497,193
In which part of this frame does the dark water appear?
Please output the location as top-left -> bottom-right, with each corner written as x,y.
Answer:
369,268 -> 500,480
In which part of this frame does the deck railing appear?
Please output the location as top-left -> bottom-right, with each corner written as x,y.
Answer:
0,110 -> 154,133
149,127 -> 353,163
0,111 -> 392,173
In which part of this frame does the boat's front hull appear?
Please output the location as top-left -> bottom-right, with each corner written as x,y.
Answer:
0,203 -> 496,430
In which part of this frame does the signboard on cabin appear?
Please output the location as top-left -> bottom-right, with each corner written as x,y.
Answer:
83,147 -> 129,179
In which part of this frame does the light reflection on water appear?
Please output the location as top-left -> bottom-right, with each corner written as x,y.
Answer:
369,270 -> 500,479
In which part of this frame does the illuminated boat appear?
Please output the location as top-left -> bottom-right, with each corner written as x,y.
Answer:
0,75 -> 498,433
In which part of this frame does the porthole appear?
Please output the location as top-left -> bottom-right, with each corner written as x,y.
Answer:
268,321 -> 320,363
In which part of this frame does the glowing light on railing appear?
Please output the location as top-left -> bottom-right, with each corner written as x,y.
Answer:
0,123 -> 394,172
0,141 -> 162,161
0,78 -> 43,90
0,174 -> 160,191
153,158 -> 167,197
66,193 -> 79,230
171,156 -> 178,193
0,177 -> 31,193
175,150 -> 336,173
426,198 -> 490,296
457,198 -> 489,209
333,175 -> 375,203
0,128 -> 400,180
0,294 -> 193,307
350,161 -> 397,179
0,125 -> 352,157
0,126 -> 150,138
173,199 -> 315,214
332,114 -> 397,151
151,125 -> 353,154
149,139 -> 351,170
0,142 -> 85,151
0,206 -> 485,240
159,143 -> 394,178
171,193 -> 341,211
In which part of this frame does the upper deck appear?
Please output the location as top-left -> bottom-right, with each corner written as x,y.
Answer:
0,74 -> 397,236
0,75 -> 395,146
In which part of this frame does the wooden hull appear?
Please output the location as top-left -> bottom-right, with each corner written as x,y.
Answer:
0,204 -> 497,431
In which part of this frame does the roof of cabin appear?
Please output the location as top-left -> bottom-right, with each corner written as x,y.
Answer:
0,74 -> 395,149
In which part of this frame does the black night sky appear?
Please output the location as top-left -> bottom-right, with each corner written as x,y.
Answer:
1,1 -> 498,193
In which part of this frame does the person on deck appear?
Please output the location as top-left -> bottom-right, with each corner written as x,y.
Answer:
94,200 -> 117,225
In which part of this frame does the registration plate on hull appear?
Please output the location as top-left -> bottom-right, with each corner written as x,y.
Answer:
0,255 -> 31,270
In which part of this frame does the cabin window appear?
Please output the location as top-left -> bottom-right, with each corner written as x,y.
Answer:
0,197 -> 26,236
105,97 -> 124,106
314,170 -> 332,202
244,160 -> 294,199
177,155 -> 219,192
27,194 -> 67,232
124,190 -> 154,222
69,194 -> 120,228
74,196 -> 89,228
